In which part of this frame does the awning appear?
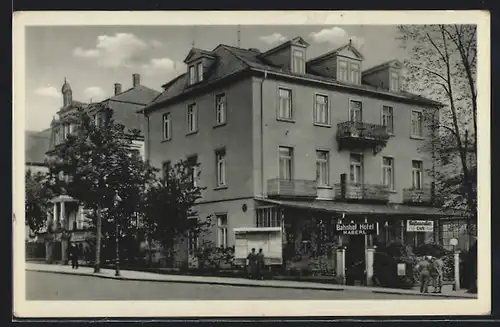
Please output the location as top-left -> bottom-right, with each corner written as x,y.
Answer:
256,198 -> 463,218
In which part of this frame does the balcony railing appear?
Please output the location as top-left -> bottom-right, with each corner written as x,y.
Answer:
403,187 -> 433,205
336,121 -> 390,154
267,178 -> 317,199
334,182 -> 390,203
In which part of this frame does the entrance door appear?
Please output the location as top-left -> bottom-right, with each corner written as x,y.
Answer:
345,236 -> 366,285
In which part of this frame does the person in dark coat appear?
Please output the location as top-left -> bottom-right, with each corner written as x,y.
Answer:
255,249 -> 266,280
69,243 -> 79,269
430,256 -> 444,293
246,248 -> 257,279
417,256 -> 432,293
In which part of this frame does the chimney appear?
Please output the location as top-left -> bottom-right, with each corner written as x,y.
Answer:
133,74 -> 140,87
114,83 -> 122,95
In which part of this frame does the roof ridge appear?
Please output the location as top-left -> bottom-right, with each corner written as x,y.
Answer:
220,45 -> 252,68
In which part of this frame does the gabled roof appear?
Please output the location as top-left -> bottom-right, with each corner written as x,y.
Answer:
105,85 -> 161,105
25,129 -> 51,165
362,59 -> 403,76
307,42 -> 365,65
259,36 -> 309,58
183,47 -> 216,63
142,42 -> 442,114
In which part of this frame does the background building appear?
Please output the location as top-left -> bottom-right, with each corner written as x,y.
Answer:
36,74 -> 160,264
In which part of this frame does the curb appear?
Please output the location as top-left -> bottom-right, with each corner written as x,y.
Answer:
27,269 -> 347,292
27,268 -> 476,299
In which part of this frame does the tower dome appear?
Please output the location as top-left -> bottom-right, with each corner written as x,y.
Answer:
61,77 -> 72,93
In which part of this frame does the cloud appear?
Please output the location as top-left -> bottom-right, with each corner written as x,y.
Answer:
259,33 -> 287,44
83,86 -> 106,102
141,57 -> 183,77
150,40 -> 163,48
309,27 -> 349,44
34,86 -> 60,98
73,33 -> 151,68
309,26 -> 365,49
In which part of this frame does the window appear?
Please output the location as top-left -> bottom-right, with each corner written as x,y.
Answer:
390,72 -> 400,92
382,106 -> 394,134
349,62 -> 361,84
349,153 -> 363,185
279,146 -> 293,180
162,113 -> 171,140
217,214 -> 228,248
382,157 -> 395,190
278,88 -> 292,120
215,93 -> 226,125
256,207 -> 281,227
162,161 -> 171,179
187,103 -> 197,133
349,100 -> 363,122
338,60 -> 348,81
187,217 -> 199,252
215,148 -> 226,187
411,110 -> 423,137
316,150 -> 330,187
412,160 -> 423,190
314,94 -> 329,125
197,63 -> 204,82
187,155 -> 198,187
292,50 -> 305,74
189,65 -> 196,85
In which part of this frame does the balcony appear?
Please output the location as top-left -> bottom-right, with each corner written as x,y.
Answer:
334,182 -> 390,203
403,188 -> 433,205
336,121 -> 390,154
267,178 -> 317,199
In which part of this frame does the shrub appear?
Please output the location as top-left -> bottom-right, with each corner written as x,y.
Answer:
373,245 -> 418,289
414,243 -> 451,258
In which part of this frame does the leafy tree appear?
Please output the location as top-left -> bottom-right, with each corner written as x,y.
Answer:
45,105 -> 156,272
398,25 -> 477,243
25,170 -> 53,234
142,159 -> 211,266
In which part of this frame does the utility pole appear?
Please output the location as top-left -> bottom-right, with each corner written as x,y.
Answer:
114,192 -> 122,277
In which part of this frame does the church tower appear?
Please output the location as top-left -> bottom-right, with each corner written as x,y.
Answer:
61,78 -> 72,107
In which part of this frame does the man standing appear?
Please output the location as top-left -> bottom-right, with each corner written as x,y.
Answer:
417,256 -> 432,293
256,249 -> 266,280
69,242 -> 79,269
246,248 -> 256,279
430,256 -> 444,293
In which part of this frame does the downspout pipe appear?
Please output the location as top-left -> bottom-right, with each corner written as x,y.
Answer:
259,71 -> 268,198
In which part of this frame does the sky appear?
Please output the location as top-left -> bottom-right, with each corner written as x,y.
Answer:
25,25 -> 407,132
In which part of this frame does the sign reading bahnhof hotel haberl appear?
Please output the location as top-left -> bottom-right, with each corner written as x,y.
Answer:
406,220 -> 434,232
335,223 -> 378,236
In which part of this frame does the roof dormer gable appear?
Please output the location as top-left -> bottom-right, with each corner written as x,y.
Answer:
183,48 -> 216,64
258,36 -> 309,73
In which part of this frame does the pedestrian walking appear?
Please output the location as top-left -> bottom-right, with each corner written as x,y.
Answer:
417,256 -> 432,293
69,242 -> 80,269
246,248 -> 256,279
430,256 -> 444,293
256,249 -> 266,280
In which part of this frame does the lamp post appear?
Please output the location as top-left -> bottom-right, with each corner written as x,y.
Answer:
114,192 -> 122,277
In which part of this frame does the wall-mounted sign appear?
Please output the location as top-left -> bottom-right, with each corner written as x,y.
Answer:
407,220 -> 434,232
397,263 -> 406,276
334,223 -> 378,236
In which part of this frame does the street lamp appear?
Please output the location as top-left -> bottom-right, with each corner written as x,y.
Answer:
114,192 -> 122,277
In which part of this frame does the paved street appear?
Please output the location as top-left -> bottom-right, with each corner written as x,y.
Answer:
27,271 -> 441,301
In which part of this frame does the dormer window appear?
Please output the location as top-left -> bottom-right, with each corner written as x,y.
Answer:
349,62 -> 361,84
338,60 -> 348,82
189,65 -> 196,85
188,62 -> 204,85
197,63 -> 204,82
390,71 -> 400,92
292,50 -> 305,74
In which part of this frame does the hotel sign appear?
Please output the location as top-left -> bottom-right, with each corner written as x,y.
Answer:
334,223 -> 378,236
407,220 -> 434,232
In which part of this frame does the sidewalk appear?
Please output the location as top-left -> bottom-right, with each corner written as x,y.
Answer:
25,262 -> 477,299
